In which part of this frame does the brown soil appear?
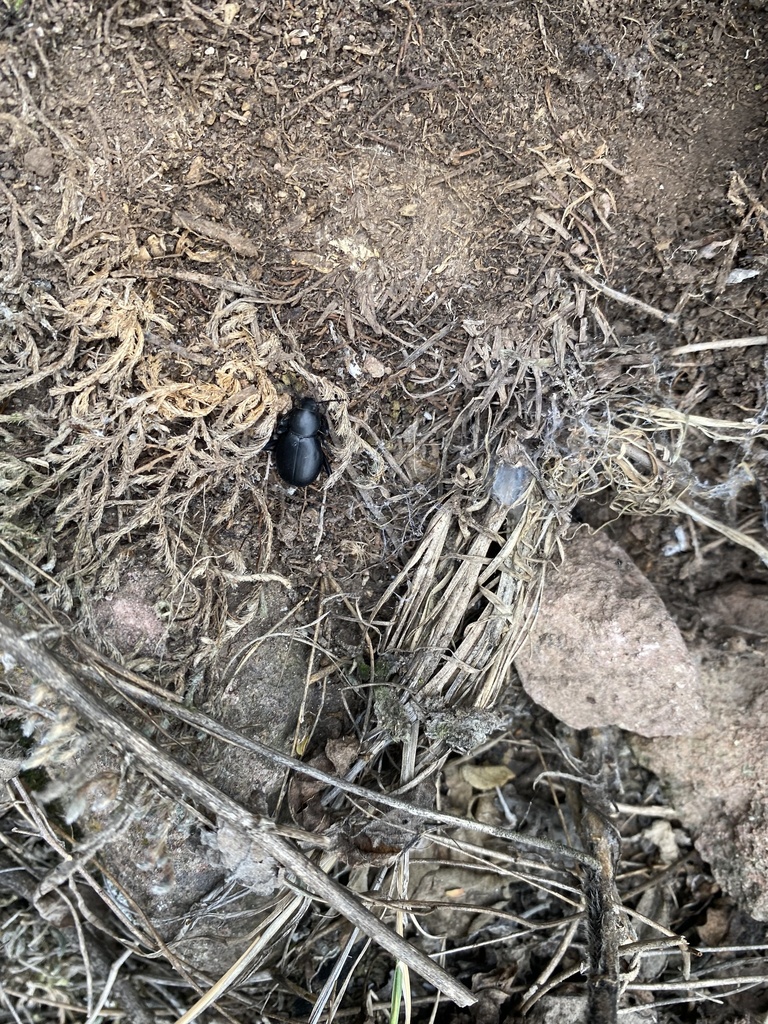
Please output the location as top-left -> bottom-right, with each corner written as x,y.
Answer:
1,1 -> 767,1022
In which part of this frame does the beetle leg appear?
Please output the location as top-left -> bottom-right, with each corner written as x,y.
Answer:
263,415 -> 289,451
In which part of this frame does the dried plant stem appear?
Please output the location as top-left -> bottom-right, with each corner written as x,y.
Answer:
674,499 -> 768,567
579,806 -> 622,1024
566,730 -> 626,1024
630,404 -> 768,439
175,890 -> 315,1024
520,917 -> 581,1013
566,259 -> 679,325
0,617 -> 475,1009
670,335 -> 768,355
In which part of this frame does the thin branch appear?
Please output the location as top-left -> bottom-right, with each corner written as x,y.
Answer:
0,616 -> 475,1009
566,259 -> 679,325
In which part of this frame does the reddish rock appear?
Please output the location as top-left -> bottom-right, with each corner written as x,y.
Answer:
514,529 -> 703,737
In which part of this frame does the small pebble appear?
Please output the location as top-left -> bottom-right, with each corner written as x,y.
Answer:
23,146 -> 55,179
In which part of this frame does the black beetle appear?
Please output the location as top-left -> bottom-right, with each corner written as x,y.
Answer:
267,397 -> 331,487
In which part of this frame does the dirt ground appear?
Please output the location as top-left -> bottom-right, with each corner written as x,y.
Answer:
1,1 -> 767,1022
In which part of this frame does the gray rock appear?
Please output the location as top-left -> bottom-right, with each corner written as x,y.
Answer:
634,645 -> 768,920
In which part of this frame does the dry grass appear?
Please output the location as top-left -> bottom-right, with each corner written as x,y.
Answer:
1,3 -> 768,1022
1,281 -> 358,684
3,178 -> 767,1019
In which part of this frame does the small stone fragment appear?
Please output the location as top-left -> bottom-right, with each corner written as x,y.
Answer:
23,146 -> 55,178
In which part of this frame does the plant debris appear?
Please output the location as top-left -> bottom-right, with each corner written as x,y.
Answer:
1,2 -> 767,1023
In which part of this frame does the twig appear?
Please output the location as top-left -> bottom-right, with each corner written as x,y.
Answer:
566,731 -> 624,1024
669,335 -> 768,355
0,616 -> 475,1009
626,975 -> 768,992
580,805 -> 622,1024
566,259 -> 679,325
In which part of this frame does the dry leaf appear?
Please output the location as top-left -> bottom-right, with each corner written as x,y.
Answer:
459,764 -> 515,791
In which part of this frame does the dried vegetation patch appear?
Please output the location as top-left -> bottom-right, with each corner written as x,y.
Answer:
1,1 -> 767,1022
